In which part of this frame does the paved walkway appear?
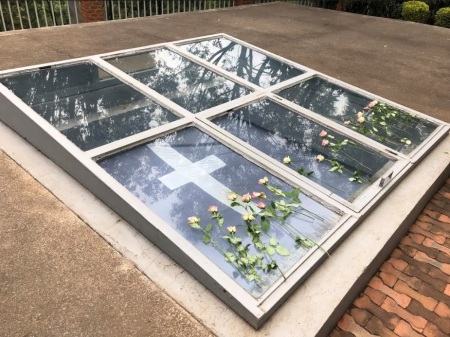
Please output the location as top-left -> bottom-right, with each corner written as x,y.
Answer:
0,150 -> 213,337
330,177 -> 450,337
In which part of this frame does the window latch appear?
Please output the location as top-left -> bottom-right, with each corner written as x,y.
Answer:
379,171 -> 394,188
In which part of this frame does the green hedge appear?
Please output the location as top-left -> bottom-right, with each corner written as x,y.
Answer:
435,7 -> 450,27
402,1 -> 430,23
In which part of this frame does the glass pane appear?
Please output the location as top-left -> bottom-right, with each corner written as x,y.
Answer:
98,127 -> 342,297
0,62 -> 178,151
179,37 -> 304,88
105,48 -> 251,113
278,77 -> 438,155
213,100 -> 395,201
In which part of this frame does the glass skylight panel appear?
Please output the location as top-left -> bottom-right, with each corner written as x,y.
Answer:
178,37 -> 304,88
0,62 -> 178,151
98,127 -> 342,297
278,77 -> 438,155
0,34 -> 446,328
105,48 -> 251,113
212,99 -> 395,201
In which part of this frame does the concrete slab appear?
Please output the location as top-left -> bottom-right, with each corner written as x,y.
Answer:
0,3 -> 449,336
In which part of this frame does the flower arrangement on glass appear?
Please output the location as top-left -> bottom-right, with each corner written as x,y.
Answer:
343,100 -> 416,147
283,128 -> 372,185
188,177 -> 325,284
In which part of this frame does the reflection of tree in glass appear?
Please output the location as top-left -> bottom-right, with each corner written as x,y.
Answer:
279,77 -> 438,155
107,48 -> 250,113
213,100 -> 394,201
0,62 -> 178,150
98,127 -> 340,295
180,37 -> 304,88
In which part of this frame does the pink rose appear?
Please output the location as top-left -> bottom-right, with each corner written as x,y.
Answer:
258,177 -> 269,185
241,193 -> 251,203
344,121 -> 351,125
316,154 -> 325,162
319,130 -> 327,138
357,116 -> 365,124
257,201 -> 266,209
227,193 -> 237,201
187,216 -> 200,224
368,100 -> 378,108
226,226 -> 236,234
322,139 -> 329,147
242,213 -> 255,221
208,205 -> 218,213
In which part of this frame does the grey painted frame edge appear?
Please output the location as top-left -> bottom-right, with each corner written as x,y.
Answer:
0,84 -> 356,328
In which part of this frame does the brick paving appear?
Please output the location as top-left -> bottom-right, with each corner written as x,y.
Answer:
330,177 -> 450,337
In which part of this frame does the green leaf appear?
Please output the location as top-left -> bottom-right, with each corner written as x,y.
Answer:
202,235 -> 211,244
261,217 -> 270,233
330,167 -> 338,172
271,201 -> 276,209
230,202 -> 240,207
247,274 -> 255,281
255,242 -> 264,250
205,224 -> 213,232
266,246 -> 276,255
190,223 -> 201,229
269,237 -> 278,246
218,217 -> 224,227
276,245 -> 290,256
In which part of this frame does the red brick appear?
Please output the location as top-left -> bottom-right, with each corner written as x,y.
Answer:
349,308 -> 371,327
364,316 -> 398,337
417,216 -> 449,237
369,277 -> 411,308
415,251 -> 450,275
353,294 -> 400,330
401,237 -> 440,259
410,224 -> 446,244
423,322 -> 448,337
337,314 -> 375,336
394,279 -> 438,311
438,213 -> 450,224
393,248 -> 431,274
410,232 -> 426,244
418,283 -> 450,312
435,302 -> 450,319
430,197 -> 449,209
444,284 -> 450,297
364,286 -> 386,306
423,238 -> 450,255
424,208 -> 442,220
436,251 -> 450,264
381,262 -> 422,290
407,300 -> 450,335
381,297 -> 427,332
388,257 -> 408,271
427,265 -> 450,284
399,242 -> 418,258
427,202 -> 449,218
394,319 -> 424,337
404,264 -> 445,292
329,330 -> 356,337
379,271 -> 397,287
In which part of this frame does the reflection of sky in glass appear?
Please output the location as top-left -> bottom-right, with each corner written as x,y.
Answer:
279,77 -> 438,155
106,48 -> 251,113
213,100 -> 395,201
98,127 -> 342,297
0,62 -> 178,151
179,37 -> 304,88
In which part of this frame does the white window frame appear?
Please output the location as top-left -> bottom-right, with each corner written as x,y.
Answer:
0,33 -> 447,328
